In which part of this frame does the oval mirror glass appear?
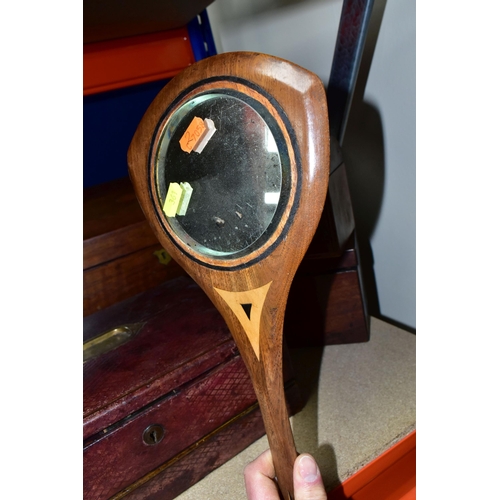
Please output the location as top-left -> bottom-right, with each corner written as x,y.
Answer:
155,91 -> 290,258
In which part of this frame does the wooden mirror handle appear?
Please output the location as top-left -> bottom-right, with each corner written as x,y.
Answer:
128,52 -> 330,500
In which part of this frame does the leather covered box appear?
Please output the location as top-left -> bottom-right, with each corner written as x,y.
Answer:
83,276 -> 303,499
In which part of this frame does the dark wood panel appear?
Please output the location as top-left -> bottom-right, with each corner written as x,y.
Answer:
84,177 -> 146,242
307,164 -> 355,260
286,270 -> 368,347
84,0 -> 214,43
327,163 -> 356,254
320,270 -> 368,345
301,235 -> 358,274
84,220 -> 158,269
83,244 -> 186,316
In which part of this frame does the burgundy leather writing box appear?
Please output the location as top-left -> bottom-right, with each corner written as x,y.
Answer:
83,276 -> 303,499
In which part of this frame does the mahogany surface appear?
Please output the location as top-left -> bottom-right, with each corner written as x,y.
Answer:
83,173 -> 368,338
84,277 -> 234,439
83,176 -> 187,316
327,163 -> 356,254
84,0 -> 215,43
128,52 -> 330,499
286,268 -> 368,347
84,177 -> 145,243
83,243 -> 185,316
286,231 -> 368,346
83,276 -> 302,499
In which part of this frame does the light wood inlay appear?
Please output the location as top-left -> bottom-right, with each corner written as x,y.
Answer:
214,282 -> 272,361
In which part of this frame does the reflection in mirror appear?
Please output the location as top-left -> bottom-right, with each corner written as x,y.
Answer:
155,91 -> 290,258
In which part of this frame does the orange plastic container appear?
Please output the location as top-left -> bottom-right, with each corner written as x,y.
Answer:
329,431 -> 416,500
83,28 -> 195,95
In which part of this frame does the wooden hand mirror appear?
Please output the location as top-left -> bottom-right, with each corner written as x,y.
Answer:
128,52 -> 329,499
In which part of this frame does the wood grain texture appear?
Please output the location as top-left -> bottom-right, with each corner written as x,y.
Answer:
128,52 -> 330,499
286,269 -> 368,347
286,236 -> 369,347
83,276 -> 303,499
84,220 -> 158,270
83,244 -> 186,316
84,0 -> 214,43
84,177 -> 147,244
327,163 -> 356,254
83,176 -> 162,270
214,282 -> 272,361
83,277 -> 236,440
83,176 -> 187,316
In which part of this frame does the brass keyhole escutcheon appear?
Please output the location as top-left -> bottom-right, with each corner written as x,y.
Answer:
142,424 -> 165,445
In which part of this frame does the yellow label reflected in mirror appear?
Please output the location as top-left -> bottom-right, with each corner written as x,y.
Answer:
163,182 -> 183,216
163,182 -> 193,217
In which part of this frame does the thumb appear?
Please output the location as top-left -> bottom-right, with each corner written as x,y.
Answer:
293,454 -> 327,500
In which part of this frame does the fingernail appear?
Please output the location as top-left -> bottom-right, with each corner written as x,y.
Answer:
298,455 -> 319,483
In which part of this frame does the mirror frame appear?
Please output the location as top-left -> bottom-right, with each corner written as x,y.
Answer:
128,52 -> 329,274
149,80 -> 298,269
128,52 -> 330,500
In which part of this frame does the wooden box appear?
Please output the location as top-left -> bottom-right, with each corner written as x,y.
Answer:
83,177 -> 187,317
83,276 -> 303,499
285,234 -> 369,347
83,174 -> 368,345
283,161 -> 369,346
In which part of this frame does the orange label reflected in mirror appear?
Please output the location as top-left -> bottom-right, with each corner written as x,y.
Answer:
179,116 -> 207,153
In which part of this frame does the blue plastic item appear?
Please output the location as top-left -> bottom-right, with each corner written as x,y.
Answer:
84,10 -> 217,189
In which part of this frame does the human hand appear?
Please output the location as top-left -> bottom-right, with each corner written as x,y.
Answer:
244,449 -> 327,500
